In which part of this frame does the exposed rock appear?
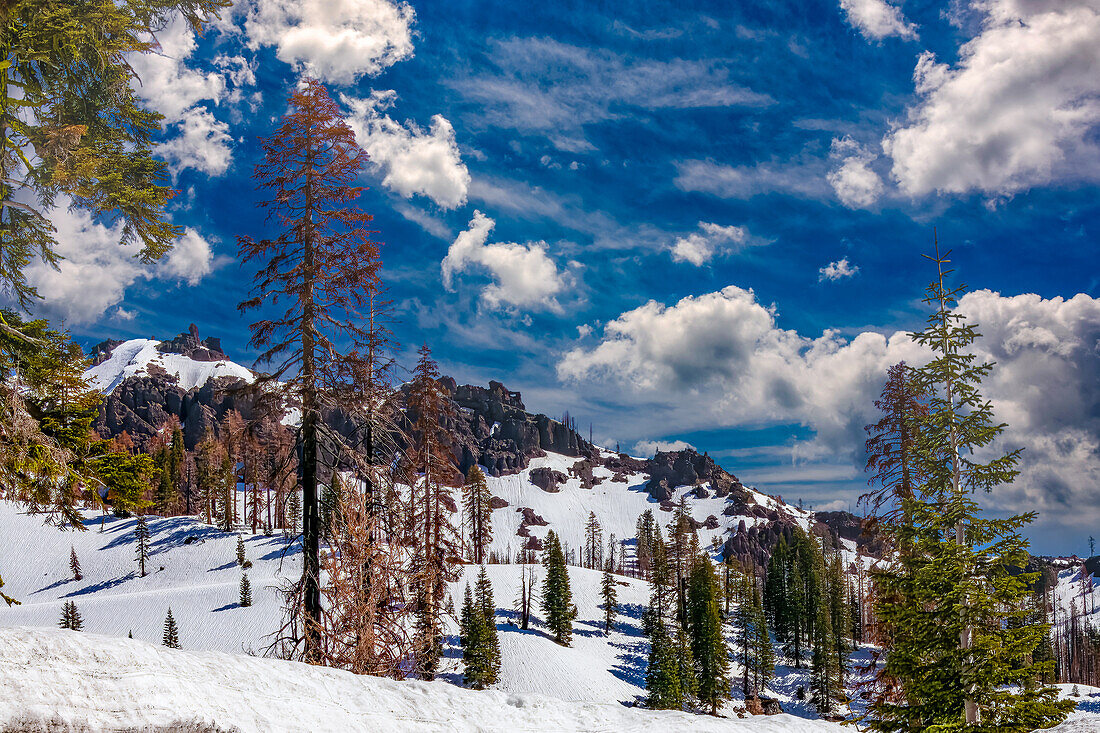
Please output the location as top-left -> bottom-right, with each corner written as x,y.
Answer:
569,458 -> 603,489
156,324 -> 228,362
524,536 -> 544,552
89,339 -> 123,367
703,515 -> 720,530
644,448 -> 745,502
489,496 -> 509,509
814,510 -> 888,555
530,467 -> 568,493
518,508 -> 548,527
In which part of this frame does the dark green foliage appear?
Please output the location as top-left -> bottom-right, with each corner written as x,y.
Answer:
91,446 -> 155,518
236,534 -> 246,567
162,607 -> 179,649
601,557 -> 618,634
866,249 -> 1074,732
319,472 -> 343,543
462,568 -> 501,689
135,514 -> 150,577
645,622 -> 683,710
811,586 -> 844,716
541,530 -> 574,646
686,557 -> 730,715
69,546 -> 81,581
239,573 -> 252,607
58,600 -> 82,630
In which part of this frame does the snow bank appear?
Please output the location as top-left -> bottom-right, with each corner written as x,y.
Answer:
0,626 -> 845,733
85,338 -> 254,393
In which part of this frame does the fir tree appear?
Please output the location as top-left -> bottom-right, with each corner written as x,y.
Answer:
601,557 -> 618,634
319,471 -> 343,543
584,511 -> 603,569
541,530 -> 574,646
751,574 -> 775,693
475,567 -> 501,684
463,466 -> 493,565
240,573 -> 253,608
811,590 -> 844,716
58,600 -> 82,630
69,546 -> 82,581
236,534 -> 246,567
162,607 -> 179,648
867,245 -> 1074,731
135,514 -> 150,577
687,557 -> 730,715
646,622 -> 683,710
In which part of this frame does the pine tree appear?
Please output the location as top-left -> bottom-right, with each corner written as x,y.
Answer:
601,557 -> 618,634
239,573 -> 253,608
751,574 -> 775,693
687,556 -> 731,715
58,600 -> 82,630
644,524 -> 684,710
646,622 -> 684,710
69,546 -> 82,581
463,466 -> 493,564
735,571 -> 756,695
135,514 -> 150,577
236,534 -> 246,567
162,607 -> 179,649
867,245 -> 1074,731
811,590 -> 844,716
475,566 -> 501,684
541,530 -> 574,645
238,78 -> 383,664
584,511 -> 603,569
319,471 -> 343,543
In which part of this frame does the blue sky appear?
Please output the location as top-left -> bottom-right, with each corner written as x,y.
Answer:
29,0 -> 1100,554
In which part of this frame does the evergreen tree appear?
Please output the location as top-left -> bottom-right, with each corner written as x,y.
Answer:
646,622 -> 683,710
162,607 -> 179,648
69,546 -> 81,581
475,566 -> 501,684
751,575 -> 775,693
687,557 -> 731,715
735,571 -> 756,695
636,509 -> 657,578
463,466 -> 493,564
135,514 -> 150,577
867,246 -> 1074,731
319,471 -> 343,543
541,530 -> 574,645
239,573 -> 253,608
58,600 -> 82,630
236,534 -> 246,567
584,511 -> 603,569
601,557 -> 618,634
811,590 -> 844,716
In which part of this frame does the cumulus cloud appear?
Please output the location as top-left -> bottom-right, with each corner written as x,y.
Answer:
442,211 -> 568,312
557,285 -> 1100,531
633,439 -> 696,457
884,0 -> 1100,197
819,257 -> 860,281
839,0 -> 919,41
242,0 -> 415,85
21,204 -> 218,324
453,37 -> 771,150
827,137 -> 884,208
343,91 -> 470,209
129,15 -> 237,176
670,222 -> 749,266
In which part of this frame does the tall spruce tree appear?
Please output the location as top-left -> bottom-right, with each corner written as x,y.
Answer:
69,546 -> 81,581
541,530 -> 574,645
58,600 -> 82,630
238,78 -> 384,663
239,573 -> 253,608
601,557 -> 618,634
584,511 -> 603,569
135,514 -> 150,577
866,245 -> 1073,731
463,466 -> 492,564
162,607 -> 179,649
687,556 -> 731,715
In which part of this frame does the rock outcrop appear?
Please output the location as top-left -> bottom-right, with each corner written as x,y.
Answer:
644,448 -> 749,503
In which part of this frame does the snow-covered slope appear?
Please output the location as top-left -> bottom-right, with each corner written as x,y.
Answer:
85,338 -> 254,393
0,627 -> 847,733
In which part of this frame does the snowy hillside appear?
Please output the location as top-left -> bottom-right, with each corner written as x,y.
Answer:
0,627 -> 848,733
85,338 -> 254,393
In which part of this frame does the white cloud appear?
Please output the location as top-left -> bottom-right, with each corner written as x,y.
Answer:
128,14 -> 238,176
242,0 -> 415,85
21,205 -> 218,324
839,0 -> 919,41
819,257 -> 860,281
442,211 -> 567,313
158,107 -> 234,176
884,0 -> 1100,197
827,137 -> 884,208
557,286 -> 1100,530
632,439 -> 696,457
670,222 -> 749,266
343,92 -> 469,209
674,157 -> 830,200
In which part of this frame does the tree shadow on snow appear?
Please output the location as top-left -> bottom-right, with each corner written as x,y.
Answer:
32,576 -> 74,594
610,637 -> 649,688
63,570 -> 137,597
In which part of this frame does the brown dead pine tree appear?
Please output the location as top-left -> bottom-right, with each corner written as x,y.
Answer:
238,78 -> 382,663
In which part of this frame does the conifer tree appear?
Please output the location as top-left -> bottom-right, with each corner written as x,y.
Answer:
584,511 -> 603,569
636,509 -> 657,578
319,471 -> 343,543
475,566 -> 501,684
135,514 -> 150,577
69,546 -> 82,581
867,245 -> 1073,731
240,573 -> 253,608
601,557 -> 618,634
236,534 -> 246,567
751,574 -> 775,693
238,78 -> 383,663
646,623 -> 683,710
463,466 -> 493,564
162,607 -> 179,649
644,524 -> 684,710
687,556 -> 731,715
811,591 -> 844,716
58,600 -> 82,630
541,530 -> 574,645
735,571 -> 756,695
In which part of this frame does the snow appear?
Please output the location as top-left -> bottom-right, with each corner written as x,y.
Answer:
0,627 -> 847,733
85,338 -> 254,393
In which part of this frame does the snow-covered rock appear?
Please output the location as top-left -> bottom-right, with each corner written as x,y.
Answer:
85,337 -> 253,394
